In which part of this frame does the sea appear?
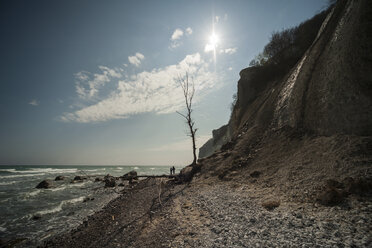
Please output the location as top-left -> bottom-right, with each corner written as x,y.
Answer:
0,165 -> 181,247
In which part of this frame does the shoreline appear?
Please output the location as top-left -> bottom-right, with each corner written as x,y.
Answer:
40,173 -> 371,248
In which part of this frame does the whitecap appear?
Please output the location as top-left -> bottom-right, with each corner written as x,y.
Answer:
48,185 -> 67,192
33,196 -> 86,216
0,173 -> 45,179
26,189 -> 42,197
29,168 -> 78,174
0,181 -> 17,186
133,167 -> 139,170
68,181 -> 89,188
0,226 -> 6,232
63,196 -> 86,205
0,169 -> 16,173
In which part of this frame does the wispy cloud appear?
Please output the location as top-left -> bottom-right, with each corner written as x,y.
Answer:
61,53 -> 217,123
215,16 -> 220,23
128,52 -> 145,67
170,27 -> 192,49
75,66 -> 122,100
185,27 -> 193,35
220,47 -> 237,55
171,28 -> 183,40
29,99 -> 39,106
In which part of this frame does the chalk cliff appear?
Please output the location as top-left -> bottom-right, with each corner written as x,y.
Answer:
199,0 -> 372,158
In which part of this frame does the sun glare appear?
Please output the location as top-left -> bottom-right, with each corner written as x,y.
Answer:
209,33 -> 219,48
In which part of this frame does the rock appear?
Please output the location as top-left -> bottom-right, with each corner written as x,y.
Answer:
118,183 -> 125,187
83,197 -> 94,202
250,171 -> 261,178
36,180 -> 53,189
343,177 -> 372,196
104,177 -> 116,187
73,176 -> 85,181
104,174 -> 112,180
325,179 -> 344,189
179,166 -> 194,182
55,176 -> 65,181
317,188 -> 344,206
121,171 -> 138,180
32,214 -> 42,220
95,177 -> 103,182
262,200 -> 280,210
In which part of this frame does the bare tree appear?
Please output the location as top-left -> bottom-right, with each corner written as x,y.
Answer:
176,73 -> 197,165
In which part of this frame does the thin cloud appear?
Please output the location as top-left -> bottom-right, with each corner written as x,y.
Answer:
220,47 -> 237,55
60,53 -> 217,123
215,16 -> 220,23
186,27 -> 193,35
75,66 -> 122,99
128,52 -> 145,67
29,99 -> 39,106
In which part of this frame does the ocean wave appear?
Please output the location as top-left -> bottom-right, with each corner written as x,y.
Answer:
0,181 -> 18,186
26,189 -> 42,197
48,185 -> 67,192
68,181 -> 90,188
0,169 -> 16,173
0,173 -> 45,179
133,167 -> 139,170
28,168 -> 78,174
33,196 -> 86,216
0,226 -> 6,232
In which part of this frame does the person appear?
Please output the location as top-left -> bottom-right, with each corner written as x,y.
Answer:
172,166 -> 176,175
170,167 -> 173,175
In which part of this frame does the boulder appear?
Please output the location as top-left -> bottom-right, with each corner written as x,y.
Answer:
36,180 -> 53,189
122,170 -> 138,180
262,200 -> 280,210
343,177 -> 372,196
180,166 -> 193,182
55,176 -> 65,181
104,178 -> 116,187
250,171 -> 261,178
73,176 -> 85,181
179,164 -> 201,182
32,214 -> 42,220
317,188 -> 344,206
94,177 -> 103,182
104,174 -> 112,180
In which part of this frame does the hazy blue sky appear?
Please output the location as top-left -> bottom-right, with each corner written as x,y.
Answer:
0,0 -> 328,165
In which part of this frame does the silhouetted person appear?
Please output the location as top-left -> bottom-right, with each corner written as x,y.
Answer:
172,166 -> 176,175
170,167 -> 172,175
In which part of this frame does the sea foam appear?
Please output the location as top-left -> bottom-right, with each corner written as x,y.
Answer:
33,196 -> 86,216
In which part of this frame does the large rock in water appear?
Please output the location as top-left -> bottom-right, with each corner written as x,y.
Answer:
104,177 -> 116,187
122,170 -> 138,180
36,180 -> 53,189
55,176 -> 65,181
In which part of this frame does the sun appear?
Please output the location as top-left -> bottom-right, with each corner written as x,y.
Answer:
209,33 -> 219,49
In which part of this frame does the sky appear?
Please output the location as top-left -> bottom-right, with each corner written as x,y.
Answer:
0,0 -> 329,166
